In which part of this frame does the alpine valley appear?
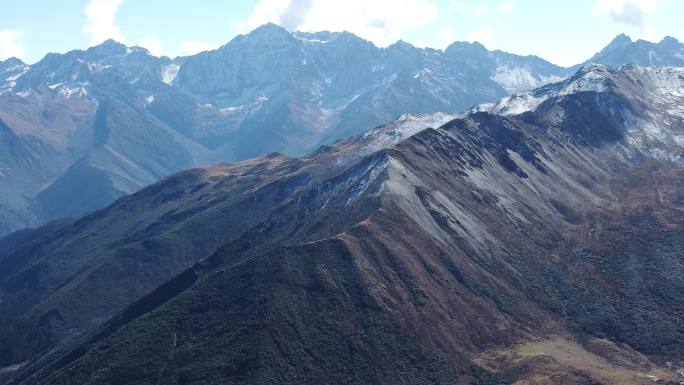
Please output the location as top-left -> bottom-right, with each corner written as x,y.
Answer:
2,25 -> 684,236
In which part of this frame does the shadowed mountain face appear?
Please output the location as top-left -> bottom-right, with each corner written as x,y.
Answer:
0,65 -> 683,384
2,27 -> 681,236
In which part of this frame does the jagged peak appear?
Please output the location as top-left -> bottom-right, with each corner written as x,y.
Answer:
444,40 -> 489,56
223,23 -> 295,50
0,57 -> 26,67
87,39 -> 129,54
659,35 -> 681,48
609,33 -> 632,46
577,62 -> 611,73
390,39 -> 415,48
249,22 -> 291,37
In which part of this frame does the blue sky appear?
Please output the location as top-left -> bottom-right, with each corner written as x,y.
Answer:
1,0 -> 682,66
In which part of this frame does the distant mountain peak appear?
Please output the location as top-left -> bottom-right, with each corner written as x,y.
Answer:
226,23 -> 295,49
0,57 -> 25,67
87,39 -> 129,55
609,33 -> 632,46
444,41 -> 489,56
586,33 -> 684,68
659,35 -> 681,48
249,22 -> 291,37
387,39 -> 419,52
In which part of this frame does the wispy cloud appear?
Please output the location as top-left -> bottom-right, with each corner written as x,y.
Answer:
592,0 -> 657,34
0,29 -> 26,60
138,36 -> 162,56
278,0 -> 315,31
468,24 -> 493,44
449,1 -> 492,16
497,0 -> 515,13
235,0 -> 439,47
438,26 -> 457,48
83,0 -> 125,44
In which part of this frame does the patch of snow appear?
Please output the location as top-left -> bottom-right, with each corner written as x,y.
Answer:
491,65 -> 567,94
48,83 -> 64,90
487,93 -> 546,115
161,64 -> 180,85
87,62 -> 112,73
59,86 -> 87,98
0,363 -> 25,374
17,89 -> 33,98
361,112 -> 460,153
220,105 -> 243,113
5,68 -> 27,82
491,66 -> 537,94
479,64 -> 613,116
294,36 -> 331,44
558,70 -> 609,95
382,73 -> 398,85
144,95 -> 155,106
256,94 -> 268,103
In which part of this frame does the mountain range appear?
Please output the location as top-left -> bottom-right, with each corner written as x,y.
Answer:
1,25 -> 683,236
0,62 -> 683,384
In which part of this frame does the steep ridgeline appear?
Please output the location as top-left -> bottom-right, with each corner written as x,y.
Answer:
1,27 -> 683,236
1,65 -> 683,385
586,33 -> 684,68
0,23 -> 572,236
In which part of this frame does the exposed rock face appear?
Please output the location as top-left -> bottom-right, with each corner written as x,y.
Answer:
0,65 -> 683,384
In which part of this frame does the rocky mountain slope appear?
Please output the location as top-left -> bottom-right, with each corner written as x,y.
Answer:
4,24 -> 649,237
586,33 -> 684,68
1,28 -> 682,237
0,65 -> 682,384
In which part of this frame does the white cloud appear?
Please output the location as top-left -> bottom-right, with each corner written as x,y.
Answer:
497,0 -> 515,13
468,24 -> 493,44
175,41 -> 221,57
138,37 -> 162,56
471,4 -> 489,16
592,0 -> 656,29
0,29 -> 25,60
438,26 -> 457,48
83,0 -> 125,44
236,0 -> 439,47
449,1 -> 490,16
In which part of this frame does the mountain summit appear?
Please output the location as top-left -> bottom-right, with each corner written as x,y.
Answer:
586,34 -> 684,67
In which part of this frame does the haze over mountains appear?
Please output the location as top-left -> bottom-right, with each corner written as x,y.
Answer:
1,62 -> 683,384
1,24 -> 682,236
